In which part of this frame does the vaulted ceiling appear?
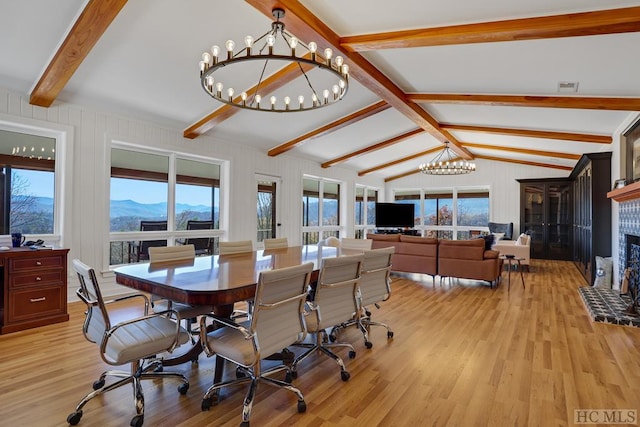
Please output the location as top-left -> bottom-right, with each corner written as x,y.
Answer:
2,0 -> 640,182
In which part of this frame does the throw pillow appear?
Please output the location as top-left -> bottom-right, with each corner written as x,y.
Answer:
477,234 -> 494,250
515,233 -> 528,246
493,233 -> 505,241
593,256 -> 613,289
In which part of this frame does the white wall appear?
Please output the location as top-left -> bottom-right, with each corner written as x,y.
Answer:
0,86 -> 383,298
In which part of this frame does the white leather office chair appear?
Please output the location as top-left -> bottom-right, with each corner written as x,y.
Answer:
67,259 -> 189,427
340,237 -> 373,251
199,262 -> 313,426
219,240 -> 254,254
291,253 -> 363,382
148,245 -> 214,346
263,237 -> 288,249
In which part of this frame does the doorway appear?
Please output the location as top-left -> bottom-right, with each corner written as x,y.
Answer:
256,175 -> 281,245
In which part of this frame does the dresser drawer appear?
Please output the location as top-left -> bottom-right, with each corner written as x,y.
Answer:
9,255 -> 64,273
9,270 -> 65,289
8,285 -> 66,323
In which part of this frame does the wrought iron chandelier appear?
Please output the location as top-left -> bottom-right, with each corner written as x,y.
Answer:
419,142 -> 476,175
198,8 -> 349,113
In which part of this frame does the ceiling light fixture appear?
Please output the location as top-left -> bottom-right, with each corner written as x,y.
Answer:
198,8 -> 349,113
419,142 -> 476,175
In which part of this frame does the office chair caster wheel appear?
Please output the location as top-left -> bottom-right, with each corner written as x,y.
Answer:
365,341 -> 373,349
201,397 -> 213,411
340,371 -> 350,382
92,379 -> 105,390
178,383 -> 189,395
240,422 -> 250,427
297,400 -> 307,413
130,414 -> 143,427
290,370 -> 298,379
348,350 -> 356,359
285,371 -> 293,383
67,410 -> 82,425
387,331 -> 394,339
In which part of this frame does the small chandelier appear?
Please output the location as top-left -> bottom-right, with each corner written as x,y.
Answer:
419,142 -> 476,175
198,8 -> 349,113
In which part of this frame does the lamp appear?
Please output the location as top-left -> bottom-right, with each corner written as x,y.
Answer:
419,142 -> 476,175
198,8 -> 349,113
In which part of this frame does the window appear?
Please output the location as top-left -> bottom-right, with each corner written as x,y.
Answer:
391,187 -> 490,239
355,185 -> 378,238
109,146 -> 221,266
302,177 -> 341,244
0,129 -> 56,236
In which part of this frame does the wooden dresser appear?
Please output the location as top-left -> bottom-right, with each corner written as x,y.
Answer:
0,247 -> 70,334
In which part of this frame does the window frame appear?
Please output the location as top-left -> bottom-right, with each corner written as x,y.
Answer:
0,114 -> 74,248
106,141 -> 224,269
302,175 -> 343,244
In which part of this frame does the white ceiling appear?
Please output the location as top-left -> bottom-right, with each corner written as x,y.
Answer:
1,0 -> 639,180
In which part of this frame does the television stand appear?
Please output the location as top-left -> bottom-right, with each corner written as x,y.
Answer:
375,228 -> 419,236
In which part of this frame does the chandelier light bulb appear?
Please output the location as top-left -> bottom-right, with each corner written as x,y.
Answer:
244,35 -> 253,48
342,64 -> 349,76
199,60 -> 206,75
332,84 -> 340,99
211,45 -> 220,58
255,94 -> 261,107
289,36 -> 298,49
284,96 -> 291,110
202,52 -> 212,64
335,56 -> 343,67
215,82 -> 223,96
298,95 -> 304,108
338,79 -> 345,89
266,34 -> 275,46
312,93 -> 318,105
324,48 -> 333,66
270,96 -> 277,110
308,41 -> 317,60
205,76 -> 214,91
227,87 -> 234,100
323,89 -> 330,104
225,40 -> 235,51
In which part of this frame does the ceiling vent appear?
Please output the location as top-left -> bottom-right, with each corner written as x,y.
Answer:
558,81 -> 579,93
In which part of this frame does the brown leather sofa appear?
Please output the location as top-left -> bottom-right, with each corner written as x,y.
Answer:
438,238 -> 501,285
367,233 -> 438,279
367,233 -> 501,286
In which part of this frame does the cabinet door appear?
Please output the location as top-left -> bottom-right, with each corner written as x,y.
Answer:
522,184 -> 545,258
546,182 -> 572,260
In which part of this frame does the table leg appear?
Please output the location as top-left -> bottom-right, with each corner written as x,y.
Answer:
507,260 -> 512,290
517,260 -> 525,289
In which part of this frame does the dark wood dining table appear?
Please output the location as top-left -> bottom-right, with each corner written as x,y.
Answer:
113,245 -> 342,367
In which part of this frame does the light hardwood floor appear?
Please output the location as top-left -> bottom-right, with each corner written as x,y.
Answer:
1,260 -> 640,427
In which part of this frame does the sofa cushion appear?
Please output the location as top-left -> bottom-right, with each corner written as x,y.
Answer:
477,235 -> 494,250
367,233 -> 401,242
439,239 -> 485,260
399,235 -> 437,244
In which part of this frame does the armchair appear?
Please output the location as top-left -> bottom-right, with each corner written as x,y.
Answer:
488,222 -> 514,240
492,233 -> 531,270
67,259 -> 189,427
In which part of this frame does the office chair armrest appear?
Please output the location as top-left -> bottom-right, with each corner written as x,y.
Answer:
103,293 -> 151,315
199,314 -> 253,340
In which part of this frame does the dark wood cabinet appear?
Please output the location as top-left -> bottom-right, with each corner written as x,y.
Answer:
518,178 -> 572,260
570,152 -> 611,285
0,248 -> 70,334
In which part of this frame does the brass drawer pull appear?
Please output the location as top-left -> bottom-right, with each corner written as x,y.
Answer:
36,261 -> 42,266
30,297 -> 46,303
36,277 -> 42,281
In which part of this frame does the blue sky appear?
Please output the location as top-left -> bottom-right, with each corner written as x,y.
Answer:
110,178 -> 214,206
16,170 -> 53,197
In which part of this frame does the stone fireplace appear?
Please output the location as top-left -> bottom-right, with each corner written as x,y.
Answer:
618,199 -> 640,283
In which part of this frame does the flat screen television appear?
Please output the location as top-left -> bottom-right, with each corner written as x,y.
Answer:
375,203 -> 414,228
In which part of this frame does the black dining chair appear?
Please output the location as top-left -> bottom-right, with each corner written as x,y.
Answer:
184,220 -> 214,255
133,220 -> 168,262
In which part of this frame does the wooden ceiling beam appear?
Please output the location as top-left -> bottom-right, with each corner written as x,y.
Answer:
462,142 -> 581,160
341,6 -> 640,51
440,123 -> 611,144
407,93 -> 640,111
245,0 -> 473,160
30,0 -> 128,107
267,100 -> 390,156
321,128 -> 424,168
358,147 -> 442,176
184,57 -> 314,139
